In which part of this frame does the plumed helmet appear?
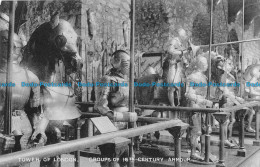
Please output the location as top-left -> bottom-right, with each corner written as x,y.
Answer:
110,50 -> 130,76
244,64 -> 260,81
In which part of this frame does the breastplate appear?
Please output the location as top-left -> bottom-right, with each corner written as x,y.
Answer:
226,74 -> 237,95
0,70 -> 31,113
194,86 -> 208,98
107,76 -> 129,109
188,72 -> 208,97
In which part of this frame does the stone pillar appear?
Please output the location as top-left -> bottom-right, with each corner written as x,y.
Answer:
213,112 -> 230,167
74,118 -> 85,167
168,124 -> 188,167
253,105 -> 260,146
237,109 -> 247,157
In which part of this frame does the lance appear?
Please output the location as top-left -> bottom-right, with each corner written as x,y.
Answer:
4,1 -> 15,135
129,0 -> 136,166
90,65 -> 95,102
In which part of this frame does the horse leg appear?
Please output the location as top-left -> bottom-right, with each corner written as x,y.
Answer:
151,110 -> 162,140
168,87 -> 177,120
223,117 -> 236,148
168,87 -> 175,107
40,126 -> 61,167
20,116 -> 33,150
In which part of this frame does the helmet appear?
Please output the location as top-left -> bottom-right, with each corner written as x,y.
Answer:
250,66 -> 260,78
110,50 -> 130,76
0,30 -> 24,70
196,55 -> 208,72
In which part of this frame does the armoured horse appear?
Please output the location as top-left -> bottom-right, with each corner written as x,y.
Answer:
135,49 -> 224,117
136,52 -> 189,110
21,12 -> 83,166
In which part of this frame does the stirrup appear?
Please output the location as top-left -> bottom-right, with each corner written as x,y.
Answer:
208,153 -> 218,163
224,140 -> 238,149
245,127 -> 256,133
190,153 -> 204,161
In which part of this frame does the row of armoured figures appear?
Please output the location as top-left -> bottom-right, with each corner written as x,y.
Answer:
136,28 -> 260,162
1,12 -> 260,167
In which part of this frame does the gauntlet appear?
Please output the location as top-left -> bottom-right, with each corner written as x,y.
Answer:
113,112 -> 138,122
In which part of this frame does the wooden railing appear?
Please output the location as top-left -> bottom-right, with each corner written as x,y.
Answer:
0,101 -> 259,167
78,101 -> 260,167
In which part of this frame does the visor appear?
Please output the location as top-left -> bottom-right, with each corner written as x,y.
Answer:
0,30 -> 24,48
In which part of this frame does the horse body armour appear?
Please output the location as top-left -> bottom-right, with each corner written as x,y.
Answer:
43,86 -> 81,120
0,66 -> 40,114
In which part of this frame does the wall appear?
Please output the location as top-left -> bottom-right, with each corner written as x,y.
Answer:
80,0 -> 131,102
135,0 -> 228,75
231,14 -> 260,70
0,0 -> 131,102
136,0 -> 207,53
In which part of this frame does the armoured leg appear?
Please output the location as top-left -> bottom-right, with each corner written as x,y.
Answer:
189,113 -> 203,161
40,126 -> 61,167
223,117 -> 237,148
223,119 -> 229,142
227,112 -> 236,139
118,145 -> 129,167
246,108 -> 255,133
99,143 -> 129,167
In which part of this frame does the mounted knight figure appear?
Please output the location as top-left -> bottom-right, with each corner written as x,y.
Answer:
21,11 -> 83,167
163,28 -> 191,108
136,28 -> 192,113
135,28 -> 193,143
217,47 -> 255,149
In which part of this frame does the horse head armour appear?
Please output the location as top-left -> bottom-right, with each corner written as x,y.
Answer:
21,12 -> 83,81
